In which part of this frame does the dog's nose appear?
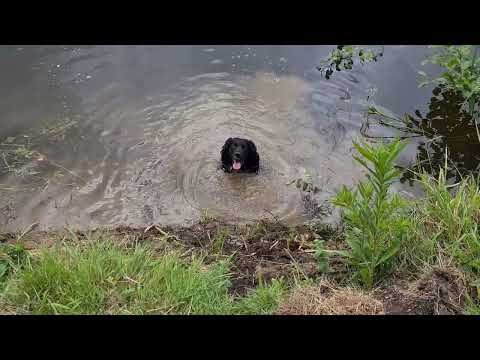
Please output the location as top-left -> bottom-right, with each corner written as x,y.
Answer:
233,153 -> 241,159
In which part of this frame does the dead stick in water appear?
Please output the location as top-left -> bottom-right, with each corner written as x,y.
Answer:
3,153 -> 11,171
46,159 -> 87,184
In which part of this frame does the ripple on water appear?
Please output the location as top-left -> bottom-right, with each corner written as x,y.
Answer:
2,71 -> 366,230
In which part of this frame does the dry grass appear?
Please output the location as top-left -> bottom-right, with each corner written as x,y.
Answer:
276,280 -> 385,315
0,299 -> 18,315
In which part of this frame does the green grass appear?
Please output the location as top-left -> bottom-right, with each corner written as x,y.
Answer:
465,305 -> 480,315
408,170 -> 480,273
199,208 -> 218,224
0,243 -> 29,290
0,235 -> 286,315
233,279 -> 285,315
212,227 -> 229,254
314,239 -> 330,273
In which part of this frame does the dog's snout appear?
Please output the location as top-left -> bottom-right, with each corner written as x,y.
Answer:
233,152 -> 241,159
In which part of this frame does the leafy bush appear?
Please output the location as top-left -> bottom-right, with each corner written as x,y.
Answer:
317,45 -> 384,79
419,45 -> 480,116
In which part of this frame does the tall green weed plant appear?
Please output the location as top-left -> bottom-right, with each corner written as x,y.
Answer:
332,139 -> 410,288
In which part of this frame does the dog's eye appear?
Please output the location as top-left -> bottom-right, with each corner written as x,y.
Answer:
241,145 -> 245,149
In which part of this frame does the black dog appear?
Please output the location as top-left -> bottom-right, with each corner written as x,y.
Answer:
221,137 -> 259,173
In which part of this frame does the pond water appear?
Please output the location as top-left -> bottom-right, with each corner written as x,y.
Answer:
1,45 -> 473,231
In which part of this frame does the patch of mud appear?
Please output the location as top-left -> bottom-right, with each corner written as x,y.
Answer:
375,267 -> 468,315
156,219 -> 341,295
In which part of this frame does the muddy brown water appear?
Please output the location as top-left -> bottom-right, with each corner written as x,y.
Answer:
1,45 -> 468,232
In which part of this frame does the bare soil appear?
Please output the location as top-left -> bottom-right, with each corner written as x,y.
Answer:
375,267 -> 469,315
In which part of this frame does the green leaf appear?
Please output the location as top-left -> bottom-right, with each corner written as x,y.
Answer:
353,142 -> 376,163
359,267 -> 373,288
352,155 -> 375,175
377,241 -> 400,266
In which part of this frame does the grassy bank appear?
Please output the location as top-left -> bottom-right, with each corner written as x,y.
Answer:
0,234 -> 285,315
0,200 -> 478,315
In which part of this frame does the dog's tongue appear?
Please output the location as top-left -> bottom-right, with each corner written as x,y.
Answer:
233,161 -> 241,170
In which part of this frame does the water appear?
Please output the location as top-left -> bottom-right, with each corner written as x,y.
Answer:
0,45 -> 447,231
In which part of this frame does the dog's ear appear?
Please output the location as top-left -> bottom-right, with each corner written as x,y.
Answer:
221,138 -> 233,154
246,140 -> 257,155
221,138 -> 234,164
246,140 -> 259,170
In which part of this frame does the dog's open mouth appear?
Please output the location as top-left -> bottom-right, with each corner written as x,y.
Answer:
232,160 -> 242,171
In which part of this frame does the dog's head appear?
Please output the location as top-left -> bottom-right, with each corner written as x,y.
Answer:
221,137 -> 259,173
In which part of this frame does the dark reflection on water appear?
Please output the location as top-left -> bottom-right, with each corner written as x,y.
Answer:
401,87 -> 480,185
0,45 -> 455,231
